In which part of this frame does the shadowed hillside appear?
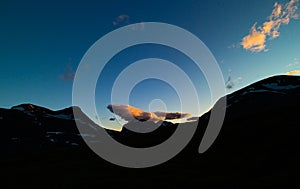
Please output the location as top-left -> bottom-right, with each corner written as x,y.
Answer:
0,75 -> 299,188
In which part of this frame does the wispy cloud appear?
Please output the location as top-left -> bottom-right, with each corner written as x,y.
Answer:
286,58 -> 299,67
286,70 -> 300,75
233,76 -> 243,84
113,14 -> 130,26
59,63 -> 75,82
113,14 -> 145,30
225,69 -> 243,89
226,76 -> 243,89
241,0 -> 299,52
107,104 -> 191,123
227,43 -> 240,49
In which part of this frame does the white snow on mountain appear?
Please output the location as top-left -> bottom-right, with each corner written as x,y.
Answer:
262,83 -> 300,90
11,107 -> 25,111
46,114 -> 73,120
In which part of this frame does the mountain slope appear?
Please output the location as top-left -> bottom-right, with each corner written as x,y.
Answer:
0,75 -> 299,188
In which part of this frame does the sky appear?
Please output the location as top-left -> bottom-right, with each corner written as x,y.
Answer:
0,0 -> 299,130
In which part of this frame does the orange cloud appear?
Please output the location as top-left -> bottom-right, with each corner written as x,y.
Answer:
107,104 -> 191,123
262,21 -> 274,34
286,70 -> 300,75
286,0 -> 300,20
271,3 -> 282,18
241,24 -> 266,52
241,0 -> 299,52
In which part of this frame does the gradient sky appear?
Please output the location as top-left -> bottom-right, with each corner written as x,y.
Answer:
1,0 -> 299,130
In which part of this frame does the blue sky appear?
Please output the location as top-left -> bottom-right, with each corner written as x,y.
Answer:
0,0 -> 299,129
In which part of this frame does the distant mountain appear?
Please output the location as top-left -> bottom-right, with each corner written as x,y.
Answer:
0,103 -> 101,154
0,75 -> 299,188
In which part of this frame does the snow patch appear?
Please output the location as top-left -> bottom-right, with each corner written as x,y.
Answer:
46,132 -> 64,135
262,83 -> 299,90
12,107 -> 25,111
46,114 -> 73,120
78,133 -> 96,138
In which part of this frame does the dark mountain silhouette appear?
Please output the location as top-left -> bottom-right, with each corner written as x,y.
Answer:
0,75 -> 299,188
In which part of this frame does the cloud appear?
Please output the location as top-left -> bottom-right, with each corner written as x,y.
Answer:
286,70 -> 300,75
226,76 -> 243,89
153,111 -> 191,120
113,14 -> 145,30
225,69 -> 243,89
187,117 -> 199,121
241,24 -> 266,52
262,20 -> 275,35
113,14 -> 130,26
241,0 -> 299,52
284,0 -> 300,22
59,63 -> 75,82
130,22 -> 145,30
107,104 -> 191,123
234,76 -> 243,83
227,43 -> 240,49
271,3 -> 282,18
286,58 -> 299,67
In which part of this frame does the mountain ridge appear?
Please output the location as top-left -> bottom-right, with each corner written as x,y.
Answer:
0,75 -> 299,188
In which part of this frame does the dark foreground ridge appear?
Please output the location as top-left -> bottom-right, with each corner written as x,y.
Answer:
0,75 -> 299,188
